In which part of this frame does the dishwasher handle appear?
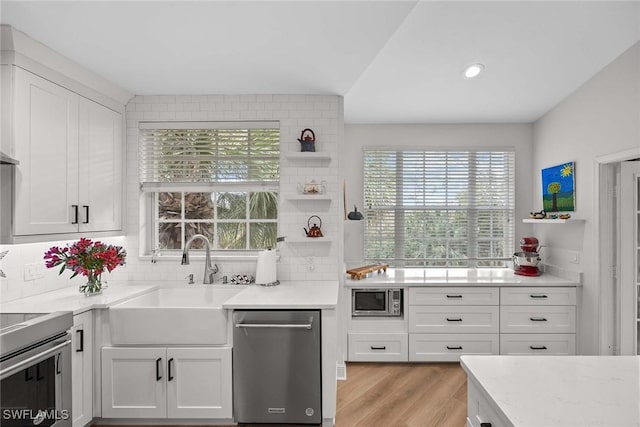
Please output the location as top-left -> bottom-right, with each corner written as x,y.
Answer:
235,321 -> 313,330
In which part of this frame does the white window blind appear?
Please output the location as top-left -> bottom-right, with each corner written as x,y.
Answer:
363,149 -> 515,267
139,122 -> 279,191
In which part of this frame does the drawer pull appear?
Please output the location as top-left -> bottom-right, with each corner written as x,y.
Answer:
529,294 -> 548,299
446,345 -> 463,350
530,317 -> 548,322
446,317 -> 463,322
530,345 -> 548,350
446,295 -> 463,299
370,346 -> 386,351
480,423 -> 492,427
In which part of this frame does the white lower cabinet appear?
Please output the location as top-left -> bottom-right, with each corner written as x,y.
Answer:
467,379 -> 509,427
72,311 -> 93,427
500,333 -> 576,355
410,334 -> 499,362
101,347 -> 232,419
348,333 -> 408,361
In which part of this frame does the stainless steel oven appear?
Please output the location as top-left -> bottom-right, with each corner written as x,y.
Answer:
0,312 -> 73,427
352,288 -> 403,317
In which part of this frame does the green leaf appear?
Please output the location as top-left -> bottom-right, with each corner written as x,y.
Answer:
59,264 -> 66,275
70,271 -> 78,279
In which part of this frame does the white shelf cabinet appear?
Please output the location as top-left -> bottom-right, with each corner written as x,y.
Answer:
284,152 -> 332,161
286,195 -> 333,201
71,311 -> 93,427
102,347 -> 232,419
11,66 -> 122,237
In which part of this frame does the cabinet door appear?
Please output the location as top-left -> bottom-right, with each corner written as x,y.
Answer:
166,347 -> 232,419
101,347 -> 166,418
13,67 -> 79,235
78,98 -> 122,232
72,311 -> 93,427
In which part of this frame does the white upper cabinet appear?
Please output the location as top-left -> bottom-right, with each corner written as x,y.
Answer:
11,66 -> 123,237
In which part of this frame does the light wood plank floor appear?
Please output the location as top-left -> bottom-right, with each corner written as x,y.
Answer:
335,362 -> 467,427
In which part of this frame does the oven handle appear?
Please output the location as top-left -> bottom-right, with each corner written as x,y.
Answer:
0,340 -> 71,379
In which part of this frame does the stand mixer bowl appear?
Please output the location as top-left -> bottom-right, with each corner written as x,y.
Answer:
513,251 -> 541,267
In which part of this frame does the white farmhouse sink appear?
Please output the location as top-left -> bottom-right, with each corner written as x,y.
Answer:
109,286 -> 244,345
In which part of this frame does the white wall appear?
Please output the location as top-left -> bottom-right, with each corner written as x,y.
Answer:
532,42 -> 640,354
343,123 -> 534,265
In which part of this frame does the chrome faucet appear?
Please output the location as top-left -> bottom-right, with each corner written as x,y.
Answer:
181,234 -> 219,284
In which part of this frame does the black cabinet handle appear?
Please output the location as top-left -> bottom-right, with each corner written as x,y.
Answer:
156,358 -> 162,381
446,295 -> 463,299
82,205 -> 89,224
480,423 -> 492,427
529,294 -> 548,299
530,345 -> 548,350
446,345 -> 463,350
76,329 -> 84,352
370,346 -> 387,350
446,317 -> 463,322
24,367 -> 34,381
168,358 -> 174,381
71,205 -> 79,224
56,353 -> 61,375
530,317 -> 548,322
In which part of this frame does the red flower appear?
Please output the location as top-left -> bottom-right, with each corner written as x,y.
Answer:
44,239 -> 127,280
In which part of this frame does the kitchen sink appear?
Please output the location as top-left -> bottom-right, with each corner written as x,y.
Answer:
109,286 -> 245,345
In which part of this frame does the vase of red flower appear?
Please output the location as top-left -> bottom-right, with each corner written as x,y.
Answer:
44,238 -> 126,296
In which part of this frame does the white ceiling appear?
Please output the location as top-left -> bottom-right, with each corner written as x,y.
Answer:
2,1 -> 639,124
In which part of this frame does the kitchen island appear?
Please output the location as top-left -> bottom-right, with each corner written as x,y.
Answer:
461,355 -> 640,427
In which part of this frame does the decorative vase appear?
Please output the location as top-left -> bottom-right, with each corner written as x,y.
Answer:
79,272 -> 103,296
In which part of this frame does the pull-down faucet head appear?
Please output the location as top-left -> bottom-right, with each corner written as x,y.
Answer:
181,234 -> 219,284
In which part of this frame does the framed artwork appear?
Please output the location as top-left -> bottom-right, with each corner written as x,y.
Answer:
541,162 -> 575,212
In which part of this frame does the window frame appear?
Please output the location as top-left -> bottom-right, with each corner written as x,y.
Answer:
362,147 -> 515,268
138,121 -> 280,259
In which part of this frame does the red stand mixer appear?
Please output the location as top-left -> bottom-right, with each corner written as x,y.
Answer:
513,237 -> 542,276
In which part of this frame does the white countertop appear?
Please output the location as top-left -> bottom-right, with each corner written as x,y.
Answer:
223,280 -> 339,309
345,267 -> 580,286
1,280 -> 339,315
0,282 -> 159,315
461,355 -> 640,427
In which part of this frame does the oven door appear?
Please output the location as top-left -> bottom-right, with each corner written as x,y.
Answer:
352,289 -> 391,316
0,335 -> 72,427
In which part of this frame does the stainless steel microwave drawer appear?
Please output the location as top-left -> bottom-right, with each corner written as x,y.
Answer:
409,287 -> 499,306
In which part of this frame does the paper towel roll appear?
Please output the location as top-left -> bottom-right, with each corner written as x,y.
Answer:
255,248 -> 277,286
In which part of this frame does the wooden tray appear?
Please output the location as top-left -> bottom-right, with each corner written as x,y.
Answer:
346,264 -> 389,280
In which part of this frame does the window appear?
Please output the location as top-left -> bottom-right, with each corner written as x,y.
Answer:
139,122 -> 279,251
363,149 -> 515,267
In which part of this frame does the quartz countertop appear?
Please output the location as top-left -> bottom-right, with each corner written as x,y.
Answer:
0,282 -> 159,315
1,280 -> 339,315
461,355 -> 640,427
223,280 -> 339,309
345,267 -> 580,287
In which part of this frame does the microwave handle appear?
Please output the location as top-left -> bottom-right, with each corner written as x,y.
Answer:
0,340 -> 71,379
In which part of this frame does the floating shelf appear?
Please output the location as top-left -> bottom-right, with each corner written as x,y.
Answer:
286,195 -> 333,201
285,236 -> 333,243
522,218 -> 585,224
284,152 -> 332,161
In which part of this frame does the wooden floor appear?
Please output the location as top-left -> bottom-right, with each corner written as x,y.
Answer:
335,362 -> 467,427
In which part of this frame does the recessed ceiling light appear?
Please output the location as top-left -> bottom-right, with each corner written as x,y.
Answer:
463,63 -> 484,79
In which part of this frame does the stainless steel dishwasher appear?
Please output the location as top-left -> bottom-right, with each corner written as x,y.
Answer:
233,310 -> 321,425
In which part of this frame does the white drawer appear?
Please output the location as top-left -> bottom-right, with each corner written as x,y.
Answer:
409,306 -> 499,334
500,306 -> 576,333
348,332 -> 408,362
467,380 -> 510,427
500,333 -> 576,355
409,333 -> 499,361
500,287 -> 576,305
409,287 -> 499,306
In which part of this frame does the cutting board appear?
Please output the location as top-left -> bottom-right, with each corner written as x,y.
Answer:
346,264 -> 389,280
